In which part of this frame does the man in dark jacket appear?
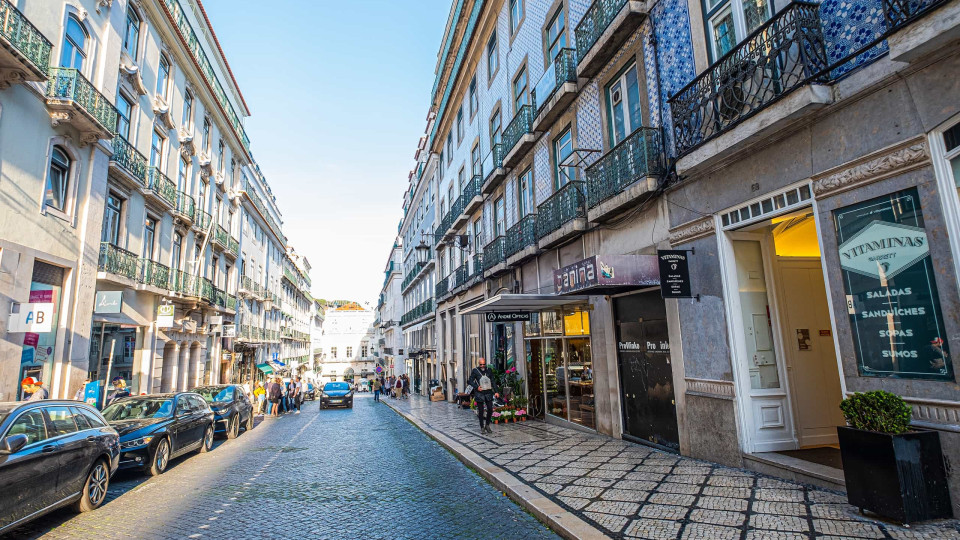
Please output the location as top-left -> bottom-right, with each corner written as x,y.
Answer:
467,357 -> 499,434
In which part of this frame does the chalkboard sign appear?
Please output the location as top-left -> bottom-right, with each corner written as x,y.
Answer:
657,250 -> 692,298
834,188 -> 953,381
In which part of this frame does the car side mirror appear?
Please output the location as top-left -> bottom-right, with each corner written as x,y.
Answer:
0,434 -> 28,454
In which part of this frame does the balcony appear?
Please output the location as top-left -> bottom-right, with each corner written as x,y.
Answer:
97,243 -> 138,283
669,2 -> 830,173
401,261 -> 427,293
137,259 -> 170,291
532,49 -> 579,131
239,275 -> 263,299
575,0 -> 650,78
453,263 -> 470,290
109,136 -> 147,188
504,215 -> 538,266
0,0 -> 52,86
200,278 -> 215,305
585,127 -> 663,222
46,67 -> 118,143
172,191 -> 195,224
227,236 -> 239,258
501,105 -> 538,169
213,225 -> 229,251
885,0 -> 957,62
193,210 -> 212,234
480,144 -> 508,195
143,167 -> 176,209
435,276 -> 450,300
461,174 -> 484,216
170,269 -> 201,298
537,181 -> 588,248
445,195 -> 466,234
401,299 -> 434,327
482,236 -> 507,276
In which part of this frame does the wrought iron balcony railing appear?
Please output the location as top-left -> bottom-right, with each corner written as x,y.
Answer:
537,181 -> 586,239
214,224 -> 230,248
463,174 -> 483,203
0,0 -> 52,75
472,253 -> 484,277
46,67 -> 118,136
576,0 -> 631,63
226,294 -> 237,311
402,261 -> 427,290
454,263 -> 470,289
482,236 -> 506,271
201,277 -> 215,304
146,167 -> 177,207
171,269 -> 202,297
110,136 -> 147,185
137,259 -> 170,289
214,287 -> 227,309
174,191 -> 195,221
504,215 -> 538,259
194,210 -> 211,232
98,242 -> 138,281
533,48 -> 577,115
435,276 -> 450,298
502,105 -> 535,157
585,127 -> 663,208
669,2 -> 828,156
481,144 -> 505,181
882,0 -> 949,30
227,236 -> 239,257
401,299 -> 434,326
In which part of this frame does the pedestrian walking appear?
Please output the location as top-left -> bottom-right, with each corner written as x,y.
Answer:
373,378 -> 381,402
467,357 -> 500,434
20,377 -> 48,401
268,377 -> 283,417
293,377 -> 302,413
254,381 -> 266,414
74,378 -> 91,401
395,377 -> 402,399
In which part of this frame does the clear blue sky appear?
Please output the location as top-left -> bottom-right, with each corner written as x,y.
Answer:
202,0 -> 451,303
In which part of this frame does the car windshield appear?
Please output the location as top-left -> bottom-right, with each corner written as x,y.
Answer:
324,383 -> 349,391
102,399 -> 173,420
193,387 -> 234,403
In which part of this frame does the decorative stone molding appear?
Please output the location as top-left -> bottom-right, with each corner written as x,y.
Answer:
198,152 -> 213,177
0,69 -> 26,90
120,62 -> 148,96
685,378 -> 735,400
669,216 -> 716,245
49,110 -> 72,127
153,96 -> 175,131
179,129 -> 196,157
812,138 -> 930,197
96,0 -> 113,13
906,397 -> 960,431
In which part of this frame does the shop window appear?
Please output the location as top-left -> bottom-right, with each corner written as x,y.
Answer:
19,261 -> 65,398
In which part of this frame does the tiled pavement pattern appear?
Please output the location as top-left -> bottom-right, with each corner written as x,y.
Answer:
387,396 -> 960,540
1,395 -> 557,540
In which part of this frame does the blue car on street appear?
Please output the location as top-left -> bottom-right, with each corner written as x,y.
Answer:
192,385 -> 254,439
319,382 -> 353,409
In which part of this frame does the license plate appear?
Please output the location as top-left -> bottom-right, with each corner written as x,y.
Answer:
330,399 -> 341,403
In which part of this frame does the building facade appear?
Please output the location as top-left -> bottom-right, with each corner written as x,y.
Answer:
375,239 -> 405,379
385,0 -> 960,511
316,302 -> 377,384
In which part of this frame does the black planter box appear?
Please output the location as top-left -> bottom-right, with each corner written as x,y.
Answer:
837,426 -> 953,523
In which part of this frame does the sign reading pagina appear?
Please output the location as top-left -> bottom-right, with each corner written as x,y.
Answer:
834,188 -> 953,381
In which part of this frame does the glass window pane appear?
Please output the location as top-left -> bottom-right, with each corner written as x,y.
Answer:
625,66 -> 642,134
711,9 -> 736,58
742,0 -> 771,34
566,338 -> 593,429
46,407 -> 79,436
7,410 -> 47,445
543,339 -> 566,419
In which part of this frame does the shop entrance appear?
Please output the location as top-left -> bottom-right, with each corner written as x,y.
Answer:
722,208 -> 845,459
613,290 -> 679,451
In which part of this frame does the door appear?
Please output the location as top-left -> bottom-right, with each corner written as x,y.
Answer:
614,291 -> 679,451
0,409 -> 59,528
172,396 -> 195,452
44,406 -> 89,498
776,259 -> 845,447
524,341 -> 546,419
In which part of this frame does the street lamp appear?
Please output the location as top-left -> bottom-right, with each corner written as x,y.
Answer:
414,240 -> 431,264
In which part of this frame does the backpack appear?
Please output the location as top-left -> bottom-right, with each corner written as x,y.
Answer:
478,370 -> 492,391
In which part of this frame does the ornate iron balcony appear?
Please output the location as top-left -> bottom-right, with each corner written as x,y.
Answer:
98,242 -> 138,281
174,191 -> 195,221
502,105 -> 535,157
463,174 -> 482,203
669,2 -> 828,156
504,215 -> 538,259
576,0 -> 631,64
46,67 -> 118,137
201,278 -> 215,304
214,225 -> 230,249
585,127 -> 663,208
0,0 -> 52,77
454,263 -> 470,289
481,144 -> 505,181
482,236 -> 506,271
194,210 -> 211,232
435,276 -> 450,298
110,136 -> 147,185
214,287 -> 227,308
472,253 -> 484,277
537,181 -> 586,239
227,236 -> 239,257
146,167 -> 176,207
533,48 -> 577,115
402,261 -> 427,290
882,0 -> 949,30
137,259 -> 170,289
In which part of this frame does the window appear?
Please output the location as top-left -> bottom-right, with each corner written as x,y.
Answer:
510,0 -> 524,34
554,126 -> 576,187
494,196 -> 505,236
202,119 -> 211,154
75,407 -> 106,428
448,185 -> 455,210
116,93 -> 133,139
157,54 -> 171,99
217,140 -> 225,173
458,167 -> 466,189
46,406 -> 78,436
172,233 -> 182,270
706,0 -> 771,59
45,146 -> 71,213
486,31 -> 499,81
447,133 -> 453,163
472,144 -> 481,176
606,63 -> 643,145
469,76 -> 478,117
211,255 -> 219,284
102,194 -> 123,245
150,129 -> 165,168
545,9 -> 567,61
473,216 -> 483,250
7,410 -> 47,446
513,68 -> 528,112
518,168 -> 534,217
490,108 -> 502,146
456,106 -> 464,143
178,155 -> 189,191
331,346 -> 337,358
944,122 -> 960,204
198,181 -> 207,213
123,7 -> 141,58
361,345 -> 368,357
182,91 -> 194,129
215,196 -> 223,224
61,16 -> 87,70
143,217 -> 157,260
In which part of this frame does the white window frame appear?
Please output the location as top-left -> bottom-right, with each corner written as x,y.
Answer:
929,115 -> 960,290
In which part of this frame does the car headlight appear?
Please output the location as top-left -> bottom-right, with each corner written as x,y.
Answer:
120,435 -> 154,450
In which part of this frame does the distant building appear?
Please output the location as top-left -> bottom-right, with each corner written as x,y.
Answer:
317,302 -> 376,384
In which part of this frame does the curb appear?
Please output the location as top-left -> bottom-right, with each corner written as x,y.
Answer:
384,400 -> 608,540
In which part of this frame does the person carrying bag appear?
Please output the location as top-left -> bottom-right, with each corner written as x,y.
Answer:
467,358 -> 499,434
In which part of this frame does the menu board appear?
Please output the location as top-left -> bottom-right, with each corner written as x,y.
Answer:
834,188 -> 953,380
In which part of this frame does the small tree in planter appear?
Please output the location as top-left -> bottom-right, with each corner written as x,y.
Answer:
837,390 -> 952,524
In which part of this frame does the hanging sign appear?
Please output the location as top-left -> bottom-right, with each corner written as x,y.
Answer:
94,291 -> 123,314
209,315 -> 223,325
834,188 -> 953,381
156,305 -> 175,328
222,324 -> 236,338
657,250 -> 693,298
485,311 -> 530,322
554,255 -> 659,295
8,303 -> 55,333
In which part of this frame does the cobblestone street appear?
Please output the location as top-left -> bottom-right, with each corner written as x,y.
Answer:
387,396 -> 960,540
0,395 -> 557,540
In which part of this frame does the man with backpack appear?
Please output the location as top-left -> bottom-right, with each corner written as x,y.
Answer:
467,357 -> 499,434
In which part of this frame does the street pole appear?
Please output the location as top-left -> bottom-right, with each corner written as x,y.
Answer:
101,339 -> 116,410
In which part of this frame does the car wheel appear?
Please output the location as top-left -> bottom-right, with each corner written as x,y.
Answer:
74,459 -> 109,512
147,438 -> 170,476
226,414 -> 240,439
246,411 -> 255,432
199,424 -> 214,453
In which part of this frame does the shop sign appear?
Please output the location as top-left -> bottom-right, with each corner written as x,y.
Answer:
222,324 -> 236,338
485,311 -> 530,322
156,305 -> 175,328
209,315 -> 223,325
834,188 -> 953,381
657,250 -> 692,298
94,291 -> 123,314
8,302 -> 55,333
554,255 -> 659,295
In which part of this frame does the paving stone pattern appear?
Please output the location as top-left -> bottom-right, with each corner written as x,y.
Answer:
389,396 -> 960,540
1,396 -> 557,540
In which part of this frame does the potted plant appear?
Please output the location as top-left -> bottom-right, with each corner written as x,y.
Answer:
837,390 -> 953,524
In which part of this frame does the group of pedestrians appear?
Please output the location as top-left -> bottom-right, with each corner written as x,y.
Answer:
255,376 -> 304,417
372,374 -> 410,402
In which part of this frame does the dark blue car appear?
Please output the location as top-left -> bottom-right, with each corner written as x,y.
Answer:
102,393 -> 214,476
191,385 -> 254,439
319,382 -> 353,409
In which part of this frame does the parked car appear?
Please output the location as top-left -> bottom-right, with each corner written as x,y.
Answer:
304,383 -> 316,401
101,393 -> 214,476
191,385 -> 254,439
0,401 -> 119,534
319,382 -> 354,409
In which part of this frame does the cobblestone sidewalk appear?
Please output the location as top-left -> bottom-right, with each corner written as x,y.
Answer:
385,395 -> 960,540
